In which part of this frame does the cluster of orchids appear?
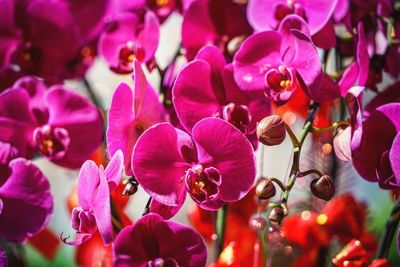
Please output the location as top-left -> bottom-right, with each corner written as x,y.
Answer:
1,0 -> 400,266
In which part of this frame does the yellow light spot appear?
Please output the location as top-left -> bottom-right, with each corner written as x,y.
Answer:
127,54 -> 136,62
301,210 -> 311,221
156,0 -> 169,7
284,80 -> 291,88
220,243 -> 235,265
322,143 -> 332,154
316,214 -> 328,225
279,80 -> 286,88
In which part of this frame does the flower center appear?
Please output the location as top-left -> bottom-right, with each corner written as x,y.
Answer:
148,257 -> 179,267
185,165 -> 221,205
274,1 -> 307,22
264,66 -> 297,105
222,103 -> 251,133
111,41 -> 145,74
71,207 -> 97,235
33,124 -> 70,160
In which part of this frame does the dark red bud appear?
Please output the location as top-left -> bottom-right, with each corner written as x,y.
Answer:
255,178 -> 276,200
257,115 -> 286,146
268,206 -> 285,222
310,175 -> 335,201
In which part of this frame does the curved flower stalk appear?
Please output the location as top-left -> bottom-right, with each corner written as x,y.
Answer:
62,150 -> 124,245
0,76 -> 103,169
133,118 -> 256,215
173,45 -> 271,148
113,213 -> 207,267
107,60 -> 166,175
233,15 -> 339,106
247,0 -> 338,48
0,142 -> 53,243
99,10 -> 160,74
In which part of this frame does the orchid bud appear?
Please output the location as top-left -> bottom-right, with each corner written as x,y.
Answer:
268,206 -> 285,222
249,214 -> 267,233
257,115 -> 286,146
122,177 -> 139,196
310,175 -> 335,201
333,127 -> 352,161
255,177 -> 276,200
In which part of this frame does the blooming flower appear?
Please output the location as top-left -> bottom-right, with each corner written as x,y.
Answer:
133,118 -> 256,213
107,60 -> 165,175
99,11 -> 160,74
182,0 -> 253,60
0,76 -> 103,169
247,0 -> 338,48
63,150 -> 124,245
0,143 -> 53,243
113,213 -> 207,267
173,45 -> 270,147
0,0 -> 108,80
233,15 -> 338,105
341,86 -> 400,188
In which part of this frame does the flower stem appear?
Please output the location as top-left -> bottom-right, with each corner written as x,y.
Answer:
83,78 -> 103,110
310,120 -> 350,134
142,197 -> 152,216
281,102 -> 319,205
216,204 -> 228,256
376,198 -> 400,258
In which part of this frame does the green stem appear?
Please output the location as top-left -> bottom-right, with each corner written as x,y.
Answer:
216,204 -> 228,256
281,102 -> 319,205
310,120 -> 350,134
376,198 -> 400,258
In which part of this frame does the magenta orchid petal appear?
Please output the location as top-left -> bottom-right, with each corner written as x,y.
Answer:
13,76 -> 47,113
339,23 -> 369,96
92,171 -> 113,245
311,20 -> 336,49
107,62 -> 165,175
132,61 -> 165,123
132,123 -> 194,206
149,186 -> 187,219
309,74 -> 340,103
0,142 -> 17,186
285,30 -> 323,100
233,31 -> 283,92
247,0 -> 338,34
173,60 -> 222,132
45,87 -> 103,168
104,149 -> 124,192
0,158 -> 53,243
192,118 -> 256,202
390,132 -> 400,184
77,160 -> 100,210
113,213 -> 207,267
352,103 -> 400,186
365,82 -> 400,117
0,89 -> 35,158
107,82 -> 136,174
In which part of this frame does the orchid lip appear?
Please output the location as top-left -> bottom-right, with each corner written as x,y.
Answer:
222,103 -> 251,133
33,124 -> 70,160
185,165 -> 222,204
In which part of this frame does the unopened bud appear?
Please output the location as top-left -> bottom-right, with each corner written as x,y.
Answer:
310,175 -> 335,201
268,206 -> 285,223
122,177 -> 139,196
249,214 -> 267,233
257,115 -> 286,146
255,178 -> 276,200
